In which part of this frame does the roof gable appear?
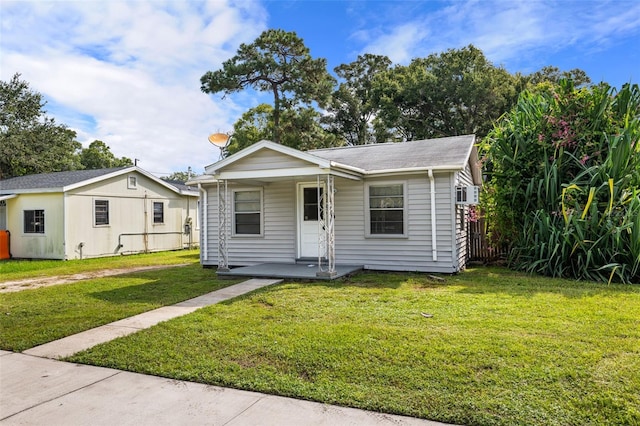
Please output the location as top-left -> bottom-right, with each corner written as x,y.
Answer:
0,167 -> 197,196
205,140 -> 331,175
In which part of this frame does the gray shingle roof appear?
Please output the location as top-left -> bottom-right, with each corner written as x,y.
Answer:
0,167 -> 130,191
310,135 -> 475,172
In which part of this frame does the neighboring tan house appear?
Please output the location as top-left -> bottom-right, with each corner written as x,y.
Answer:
188,135 -> 481,277
0,166 -> 199,260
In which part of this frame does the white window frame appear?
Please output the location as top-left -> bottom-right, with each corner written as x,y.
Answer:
365,181 -> 408,238
94,199 -> 110,227
127,175 -> 138,189
232,188 -> 263,237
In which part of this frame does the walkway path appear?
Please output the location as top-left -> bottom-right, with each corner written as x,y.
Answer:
1,278 -> 452,425
24,278 -> 278,359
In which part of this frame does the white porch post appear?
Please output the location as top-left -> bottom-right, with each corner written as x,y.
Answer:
217,179 -> 230,272
317,174 -> 336,278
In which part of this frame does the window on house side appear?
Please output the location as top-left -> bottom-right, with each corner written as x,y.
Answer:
95,200 -> 109,226
368,184 -> 404,235
234,190 -> 261,235
24,210 -> 45,233
153,202 -> 164,224
128,176 -> 137,189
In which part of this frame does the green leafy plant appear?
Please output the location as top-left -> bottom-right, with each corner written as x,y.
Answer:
481,81 -> 640,283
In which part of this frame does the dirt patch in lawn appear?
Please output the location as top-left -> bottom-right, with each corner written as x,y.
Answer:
0,264 -> 191,293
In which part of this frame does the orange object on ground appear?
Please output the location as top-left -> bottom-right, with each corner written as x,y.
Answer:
0,230 -> 10,260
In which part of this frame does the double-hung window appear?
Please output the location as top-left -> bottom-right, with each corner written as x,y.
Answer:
367,183 -> 406,236
24,210 -> 45,234
153,202 -> 164,224
233,190 -> 262,235
94,200 -> 109,226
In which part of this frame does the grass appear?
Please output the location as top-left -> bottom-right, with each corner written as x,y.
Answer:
0,249 -> 201,282
0,263 -> 240,351
66,268 -> 640,426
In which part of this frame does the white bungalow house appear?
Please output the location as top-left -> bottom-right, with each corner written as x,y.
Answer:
189,135 -> 481,279
0,166 -> 199,260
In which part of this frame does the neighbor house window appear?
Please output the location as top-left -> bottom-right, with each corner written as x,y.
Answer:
24,210 -> 45,234
94,200 -> 109,226
153,202 -> 164,224
128,175 -> 137,189
233,190 -> 262,235
367,183 -> 406,236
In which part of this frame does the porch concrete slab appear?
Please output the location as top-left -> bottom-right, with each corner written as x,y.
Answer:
23,278 -> 282,360
1,353 -> 449,426
217,263 -> 363,280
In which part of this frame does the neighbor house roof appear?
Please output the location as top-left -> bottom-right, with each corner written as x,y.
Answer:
0,167 -> 198,196
0,168 -> 130,192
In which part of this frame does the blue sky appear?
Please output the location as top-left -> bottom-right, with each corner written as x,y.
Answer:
1,0 -> 639,176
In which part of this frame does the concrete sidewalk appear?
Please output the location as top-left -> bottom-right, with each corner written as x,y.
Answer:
0,351 -> 445,425
1,278 -> 453,425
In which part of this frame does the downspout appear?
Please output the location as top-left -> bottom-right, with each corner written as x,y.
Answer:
62,192 -> 67,260
143,192 -> 149,253
198,183 -> 208,261
428,169 -> 438,262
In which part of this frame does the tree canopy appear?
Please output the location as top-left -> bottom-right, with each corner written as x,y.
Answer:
226,103 -> 339,156
1,74 -> 134,179
79,140 -> 132,169
201,29 -> 335,144
1,73 -> 82,179
324,54 -> 392,145
371,45 -> 519,141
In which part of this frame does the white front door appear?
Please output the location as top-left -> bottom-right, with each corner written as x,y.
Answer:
297,183 -> 325,258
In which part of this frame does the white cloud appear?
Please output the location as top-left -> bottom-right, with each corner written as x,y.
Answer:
356,0 -> 640,71
1,0 -> 268,175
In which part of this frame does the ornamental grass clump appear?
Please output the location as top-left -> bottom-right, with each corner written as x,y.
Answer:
481,80 -> 640,283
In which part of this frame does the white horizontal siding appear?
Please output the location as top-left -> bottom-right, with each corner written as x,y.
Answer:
454,163 -> 475,271
203,181 -> 296,266
334,174 -> 456,272
202,172 -> 461,273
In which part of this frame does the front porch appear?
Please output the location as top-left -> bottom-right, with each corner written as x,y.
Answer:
216,263 -> 363,280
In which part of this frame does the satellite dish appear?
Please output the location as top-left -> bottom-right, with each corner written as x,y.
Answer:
208,133 -> 230,148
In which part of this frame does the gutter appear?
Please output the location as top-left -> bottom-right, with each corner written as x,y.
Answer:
428,169 -> 438,262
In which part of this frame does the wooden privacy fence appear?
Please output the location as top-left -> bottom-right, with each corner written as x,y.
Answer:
467,218 -> 509,263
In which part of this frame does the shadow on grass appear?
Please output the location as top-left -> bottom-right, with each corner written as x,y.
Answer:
261,266 -> 640,300
88,265 -> 224,305
453,266 -> 640,299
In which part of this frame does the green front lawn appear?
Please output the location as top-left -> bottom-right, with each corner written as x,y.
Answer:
67,268 -> 640,425
0,264 -> 239,351
0,249 -> 200,282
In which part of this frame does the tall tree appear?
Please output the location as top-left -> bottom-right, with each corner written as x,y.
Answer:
200,29 -> 335,144
526,65 -> 591,88
372,45 -> 519,140
225,103 -> 339,157
0,73 -> 82,179
324,54 -> 392,145
161,170 -> 195,183
79,140 -> 132,169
